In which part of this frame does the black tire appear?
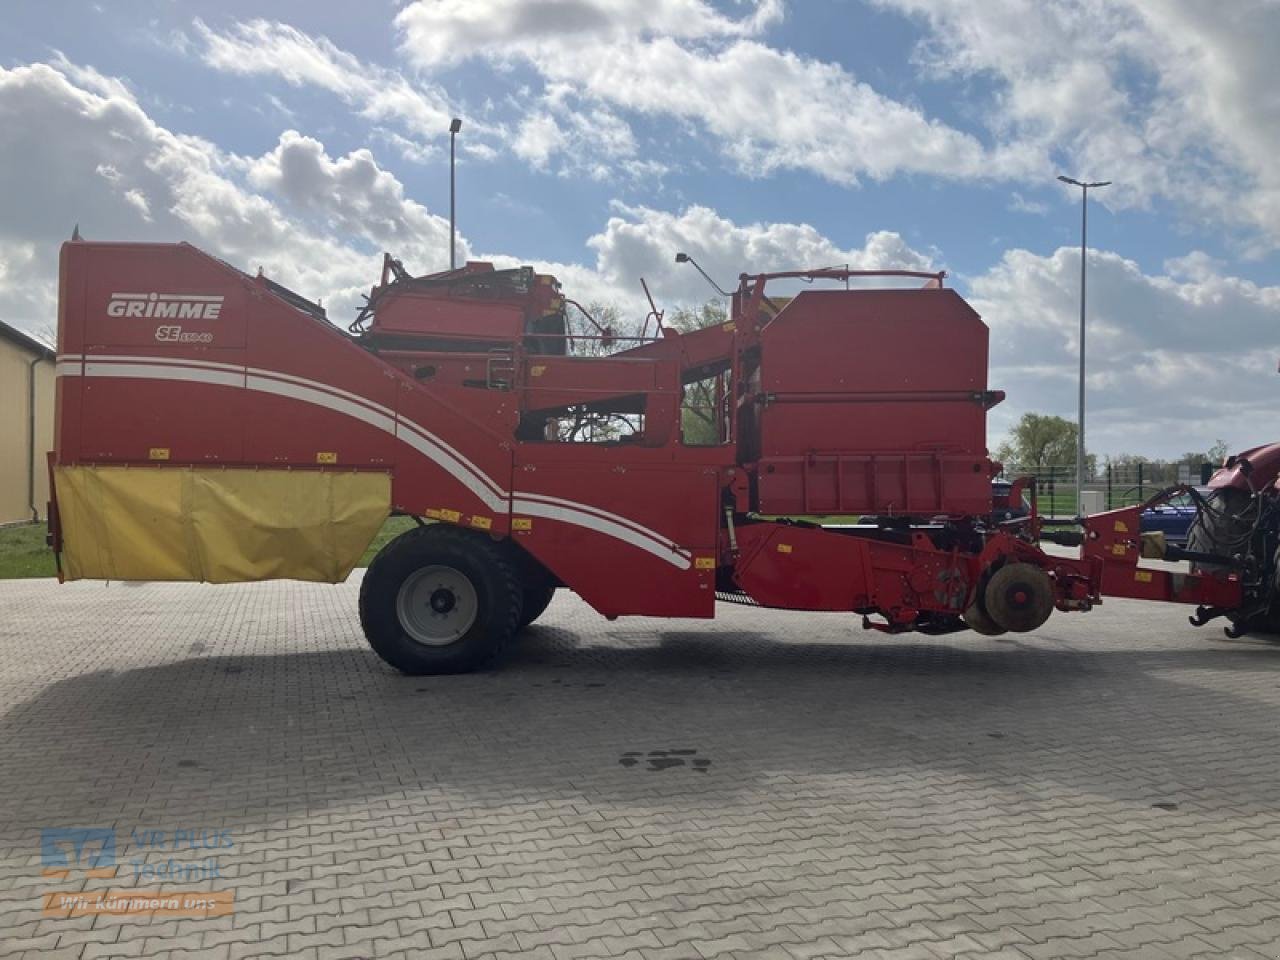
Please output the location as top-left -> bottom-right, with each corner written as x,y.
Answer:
983,562 -> 1054,633
963,597 -> 1007,636
520,582 -> 557,628
963,567 -> 1007,636
359,525 -> 522,675
1185,490 -> 1280,636
1187,488 -> 1255,573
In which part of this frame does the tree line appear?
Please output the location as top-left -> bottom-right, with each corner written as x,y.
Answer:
995,412 -> 1228,479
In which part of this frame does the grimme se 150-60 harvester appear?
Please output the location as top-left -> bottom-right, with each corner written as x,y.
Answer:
47,239 -> 1280,673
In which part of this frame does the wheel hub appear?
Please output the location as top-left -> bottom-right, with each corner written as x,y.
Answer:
430,588 -> 456,614
395,565 -> 478,646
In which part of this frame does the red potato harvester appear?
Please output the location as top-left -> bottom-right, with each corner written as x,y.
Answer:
46,239 -> 1279,673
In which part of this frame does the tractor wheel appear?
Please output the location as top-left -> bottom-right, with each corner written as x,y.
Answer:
520,582 -> 557,628
1187,487 -> 1256,573
983,562 -> 1055,634
359,525 -> 522,675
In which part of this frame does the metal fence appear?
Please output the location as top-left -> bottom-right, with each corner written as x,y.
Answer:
999,461 -> 1217,518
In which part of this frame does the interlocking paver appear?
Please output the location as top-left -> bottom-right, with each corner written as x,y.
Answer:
4,578 -> 1280,959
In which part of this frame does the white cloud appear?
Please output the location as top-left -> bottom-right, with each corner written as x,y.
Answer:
0,62 -> 461,330
873,0 -> 1280,245
0,57 -> 932,337
1008,192 -> 1048,216
393,0 -> 1032,186
512,113 -> 565,169
510,98 -> 647,180
187,3 -> 1280,249
487,203 -> 938,308
973,245 -> 1280,457
193,19 -> 465,156
244,130 -> 459,263
393,0 -> 784,67
121,188 -> 152,222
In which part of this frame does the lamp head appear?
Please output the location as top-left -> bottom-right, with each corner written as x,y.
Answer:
449,117 -> 462,134
675,252 -> 690,263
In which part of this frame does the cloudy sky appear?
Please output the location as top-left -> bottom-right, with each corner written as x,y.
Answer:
2,0 -> 1278,458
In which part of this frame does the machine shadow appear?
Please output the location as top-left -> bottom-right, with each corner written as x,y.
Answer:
5,625 -> 1280,839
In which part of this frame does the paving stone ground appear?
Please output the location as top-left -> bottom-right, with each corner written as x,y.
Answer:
3,574 -> 1280,959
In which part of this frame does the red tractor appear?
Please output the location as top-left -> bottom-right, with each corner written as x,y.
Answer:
46,240 -> 1275,673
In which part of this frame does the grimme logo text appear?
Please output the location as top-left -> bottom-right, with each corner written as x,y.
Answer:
108,293 -> 223,320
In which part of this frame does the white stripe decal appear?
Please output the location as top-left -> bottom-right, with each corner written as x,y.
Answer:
248,366 -> 396,420
84,362 -> 245,389
100,354 -> 244,374
513,499 -> 691,569
518,491 -> 691,558
65,355 -> 688,566
111,293 -> 222,302
394,425 -> 508,513
244,375 -> 397,434
394,417 -> 508,501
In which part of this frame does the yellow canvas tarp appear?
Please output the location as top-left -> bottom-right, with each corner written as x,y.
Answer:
54,465 -> 391,583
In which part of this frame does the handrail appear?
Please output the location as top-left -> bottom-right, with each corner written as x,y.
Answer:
738,268 -> 947,289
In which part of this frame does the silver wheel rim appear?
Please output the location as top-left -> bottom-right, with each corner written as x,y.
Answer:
395,565 -> 478,646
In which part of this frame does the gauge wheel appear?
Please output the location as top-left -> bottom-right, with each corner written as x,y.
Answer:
963,596 -> 1007,636
983,562 -> 1055,634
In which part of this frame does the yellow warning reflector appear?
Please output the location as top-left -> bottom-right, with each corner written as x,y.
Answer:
1114,520 -> 1129,532
424,508 -> 443,520
470,515 -> 492,530
512,517 -> 533,531
530,365 -> 546,377
316,451 -> 337,464
1135,570 -> 1153,583
777,543 -> 793,554
148,448 -> 170,461
695,556 -> 715,569
439,509 -> 462,523
722,322 -> 736,332
1111,544 -> 1127,556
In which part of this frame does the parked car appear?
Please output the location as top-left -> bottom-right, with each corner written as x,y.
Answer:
1139,488 -> 1207,546
991,480 -> 1031,522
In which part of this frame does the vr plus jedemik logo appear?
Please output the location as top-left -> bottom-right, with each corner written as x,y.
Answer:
107,292 -> 223,320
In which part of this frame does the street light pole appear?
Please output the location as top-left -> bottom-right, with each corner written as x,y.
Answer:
449,117 -> 462,270
1057,174 -> 1110,517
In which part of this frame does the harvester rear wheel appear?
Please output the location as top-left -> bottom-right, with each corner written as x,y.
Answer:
359,525 -> 522,675
520,582 -> 557,628
983,562 -> 1054,634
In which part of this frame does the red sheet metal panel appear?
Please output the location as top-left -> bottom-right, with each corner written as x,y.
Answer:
754,288 -> 996,516
509,449 -> 720,618
376,294 -> 525,341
